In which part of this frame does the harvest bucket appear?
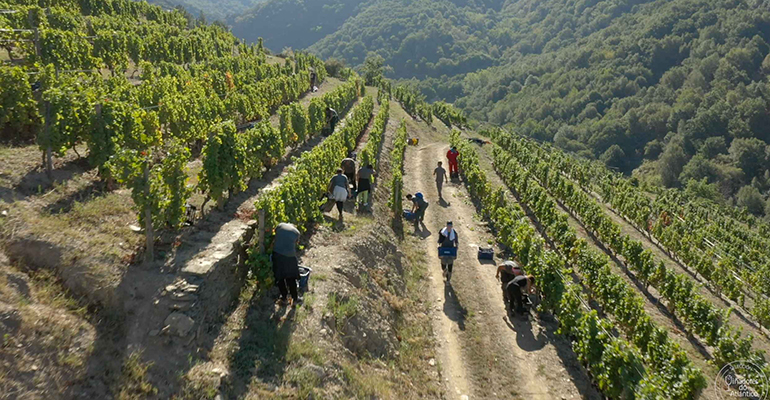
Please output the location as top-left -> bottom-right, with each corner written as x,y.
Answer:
298,266 -> 312,290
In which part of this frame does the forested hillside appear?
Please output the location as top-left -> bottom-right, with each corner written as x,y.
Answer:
229,0 -> 366,51
146,0 -> 262,20
457,0 -> 770,208
223,0 -> 770,213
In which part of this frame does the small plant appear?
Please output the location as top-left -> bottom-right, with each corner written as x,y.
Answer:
326,293 -> 359,330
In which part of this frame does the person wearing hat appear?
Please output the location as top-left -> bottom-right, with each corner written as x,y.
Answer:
438,220 -> 459,281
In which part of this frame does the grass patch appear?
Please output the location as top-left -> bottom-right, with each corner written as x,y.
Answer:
286,339 -> 324,365
117,351 -> 158,400
294,292 -> 315,323
27,269 -> 88,317
341,360 -> 392,398
287,367 -> 320,399
312,272 -> 329,281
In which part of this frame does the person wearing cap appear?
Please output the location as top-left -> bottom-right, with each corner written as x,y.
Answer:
446,146 -> 460,178
438,221 -> 459,281
341,153 -> 357,195
406,193 -> 429,226
496,259 -> 524,288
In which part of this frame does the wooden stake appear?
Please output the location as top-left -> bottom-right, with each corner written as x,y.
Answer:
144,161 -> 154,263
258,209 -> 265,254
43,100 -> 52,179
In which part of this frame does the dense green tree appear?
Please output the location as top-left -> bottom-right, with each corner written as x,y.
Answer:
729,138 -> 767,180
685,178 -> 722,203
699,137 -> 727,158
361,53 -> 391,85
600,144 -> 627,171
324,58 -> 346,78
680,155 -> 720,183
659,143 -> 688,187
737,185 -> 765,216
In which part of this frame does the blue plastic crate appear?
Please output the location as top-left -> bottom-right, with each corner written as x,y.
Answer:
438,247 -> 457,258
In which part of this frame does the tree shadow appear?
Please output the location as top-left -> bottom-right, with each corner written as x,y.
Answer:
43,180 -> 103,214
443,282 -> 467,331
14,156 -> 92,197
224,293 -> 297,398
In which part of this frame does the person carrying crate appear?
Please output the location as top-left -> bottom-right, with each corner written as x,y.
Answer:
438,221 -> 459,281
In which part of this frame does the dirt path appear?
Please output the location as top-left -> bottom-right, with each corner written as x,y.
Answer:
402,122 -> 598,400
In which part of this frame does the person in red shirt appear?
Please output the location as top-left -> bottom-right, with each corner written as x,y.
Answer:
446,146 -> 459,177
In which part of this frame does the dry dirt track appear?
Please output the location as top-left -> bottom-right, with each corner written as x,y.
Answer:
402,125 -> 600,400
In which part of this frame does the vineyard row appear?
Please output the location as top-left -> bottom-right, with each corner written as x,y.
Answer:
449,131 -> 691,399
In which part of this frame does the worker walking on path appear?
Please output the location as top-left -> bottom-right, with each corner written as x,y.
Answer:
446,146 -> 460,178
433,161 -> 448,199
438,221 -> 459,281
328,169 -> 351,221
341,154 -> 357,195
357,163 -> 375,208
271,222 -> 301,306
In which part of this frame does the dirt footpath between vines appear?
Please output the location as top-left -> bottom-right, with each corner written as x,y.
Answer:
400,119 -> 599,400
